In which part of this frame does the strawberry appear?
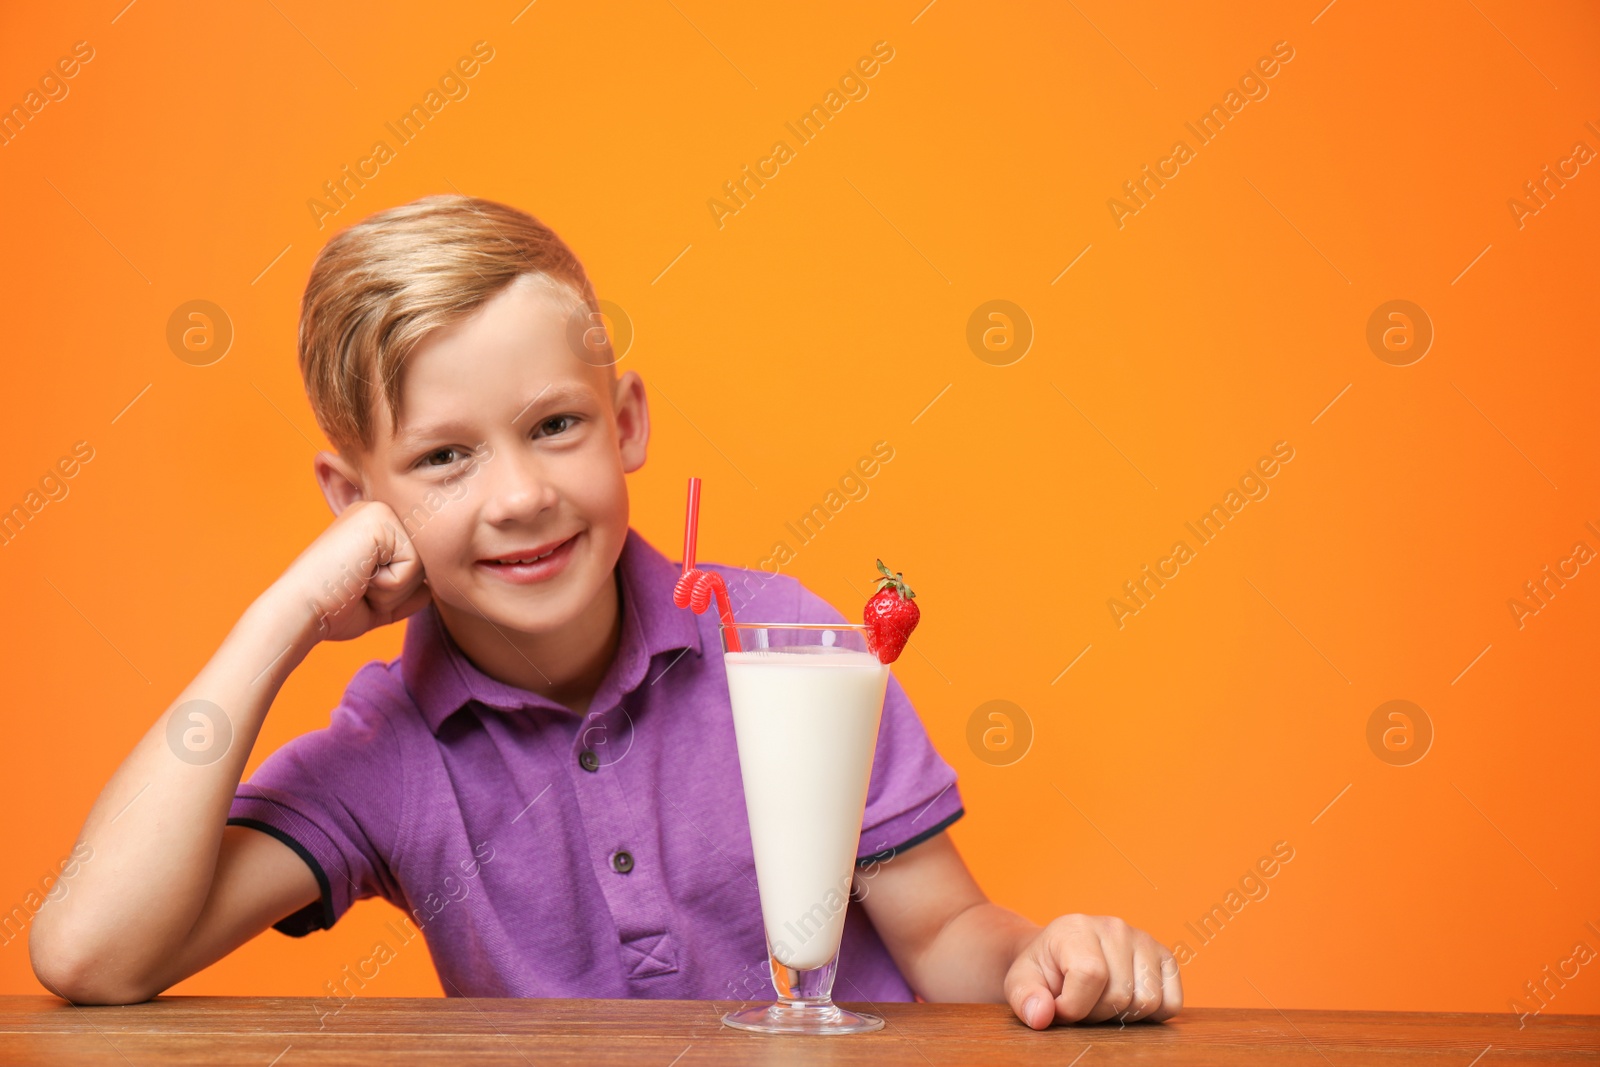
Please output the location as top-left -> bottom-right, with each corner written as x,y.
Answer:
863,559 -> 919,664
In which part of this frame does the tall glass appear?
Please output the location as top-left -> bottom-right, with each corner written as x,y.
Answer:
719,623 -> 889,1035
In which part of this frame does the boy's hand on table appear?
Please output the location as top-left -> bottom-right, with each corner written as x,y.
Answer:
1005,914 -> 1182,1028
855,833 -> 1180,1026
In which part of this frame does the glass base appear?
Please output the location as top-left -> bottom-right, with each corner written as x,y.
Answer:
722,1001 -> 885,1035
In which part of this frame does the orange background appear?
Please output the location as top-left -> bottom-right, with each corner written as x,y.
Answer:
2,0 -> 1597,1015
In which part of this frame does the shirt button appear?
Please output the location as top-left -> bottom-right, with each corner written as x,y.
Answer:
578,750 -> 600,773
611,850 -> 634,874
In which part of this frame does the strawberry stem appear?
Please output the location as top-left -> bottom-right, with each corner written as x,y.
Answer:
872,558 -> 916,600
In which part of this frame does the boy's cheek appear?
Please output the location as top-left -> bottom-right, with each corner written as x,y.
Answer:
405,512 -> 468,577
565,450 -> 634,538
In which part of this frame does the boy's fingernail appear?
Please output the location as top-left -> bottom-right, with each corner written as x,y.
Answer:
1023,995 -> 1043,1025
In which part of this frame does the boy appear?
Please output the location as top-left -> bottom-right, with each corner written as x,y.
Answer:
30,195 -> 1181,1027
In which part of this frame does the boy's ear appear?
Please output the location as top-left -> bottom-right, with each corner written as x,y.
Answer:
313,451 -> 366,516
613,370 -> 650,474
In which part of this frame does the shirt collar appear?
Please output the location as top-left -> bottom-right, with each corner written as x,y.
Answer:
401,528 -> 703,735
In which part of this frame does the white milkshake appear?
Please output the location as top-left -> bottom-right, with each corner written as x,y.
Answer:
724,646 -> 888,970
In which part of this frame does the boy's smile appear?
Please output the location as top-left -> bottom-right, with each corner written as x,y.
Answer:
314,272 -> 650,711
476,531 -> 581,583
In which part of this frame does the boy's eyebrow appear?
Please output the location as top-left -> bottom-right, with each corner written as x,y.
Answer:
394,382 -> 600,446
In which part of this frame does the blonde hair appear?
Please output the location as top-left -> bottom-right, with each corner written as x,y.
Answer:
298,194 -> 600,455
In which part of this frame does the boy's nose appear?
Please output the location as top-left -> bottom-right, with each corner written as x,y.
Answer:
480,445 -> 558,524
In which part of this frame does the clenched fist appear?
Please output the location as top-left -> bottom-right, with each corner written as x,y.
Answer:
278,499 -> 432,643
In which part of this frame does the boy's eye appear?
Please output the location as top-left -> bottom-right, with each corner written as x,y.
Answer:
421,447 -> 460,467
414,415 -> 576,468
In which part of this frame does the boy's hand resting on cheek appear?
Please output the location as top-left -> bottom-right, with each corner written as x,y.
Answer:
279,499 -> 432,643
1005,914 -> 1182,1027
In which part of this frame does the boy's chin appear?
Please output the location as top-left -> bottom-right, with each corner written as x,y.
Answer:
487,604 -> 580,636
465,590 -> 569,632
469,574 -> 602,634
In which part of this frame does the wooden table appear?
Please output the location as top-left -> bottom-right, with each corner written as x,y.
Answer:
1,996 -> 1596,1065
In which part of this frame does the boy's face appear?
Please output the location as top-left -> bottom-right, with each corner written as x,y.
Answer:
317,274 -> 648,635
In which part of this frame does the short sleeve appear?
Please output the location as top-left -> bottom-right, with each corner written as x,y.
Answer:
227,669 -> 405,937
789,583 -> 965,865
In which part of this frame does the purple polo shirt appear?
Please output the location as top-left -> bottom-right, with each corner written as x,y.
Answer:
228,528 -> 963,1001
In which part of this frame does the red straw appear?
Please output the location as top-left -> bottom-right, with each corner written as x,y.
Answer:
672,476 -> 742,651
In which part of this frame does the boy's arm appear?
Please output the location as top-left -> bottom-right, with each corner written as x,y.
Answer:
29,500 -> 429,1004
135,824 -> 322,995
857,832 -> 1182,1027
29,588 -> 320,1004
